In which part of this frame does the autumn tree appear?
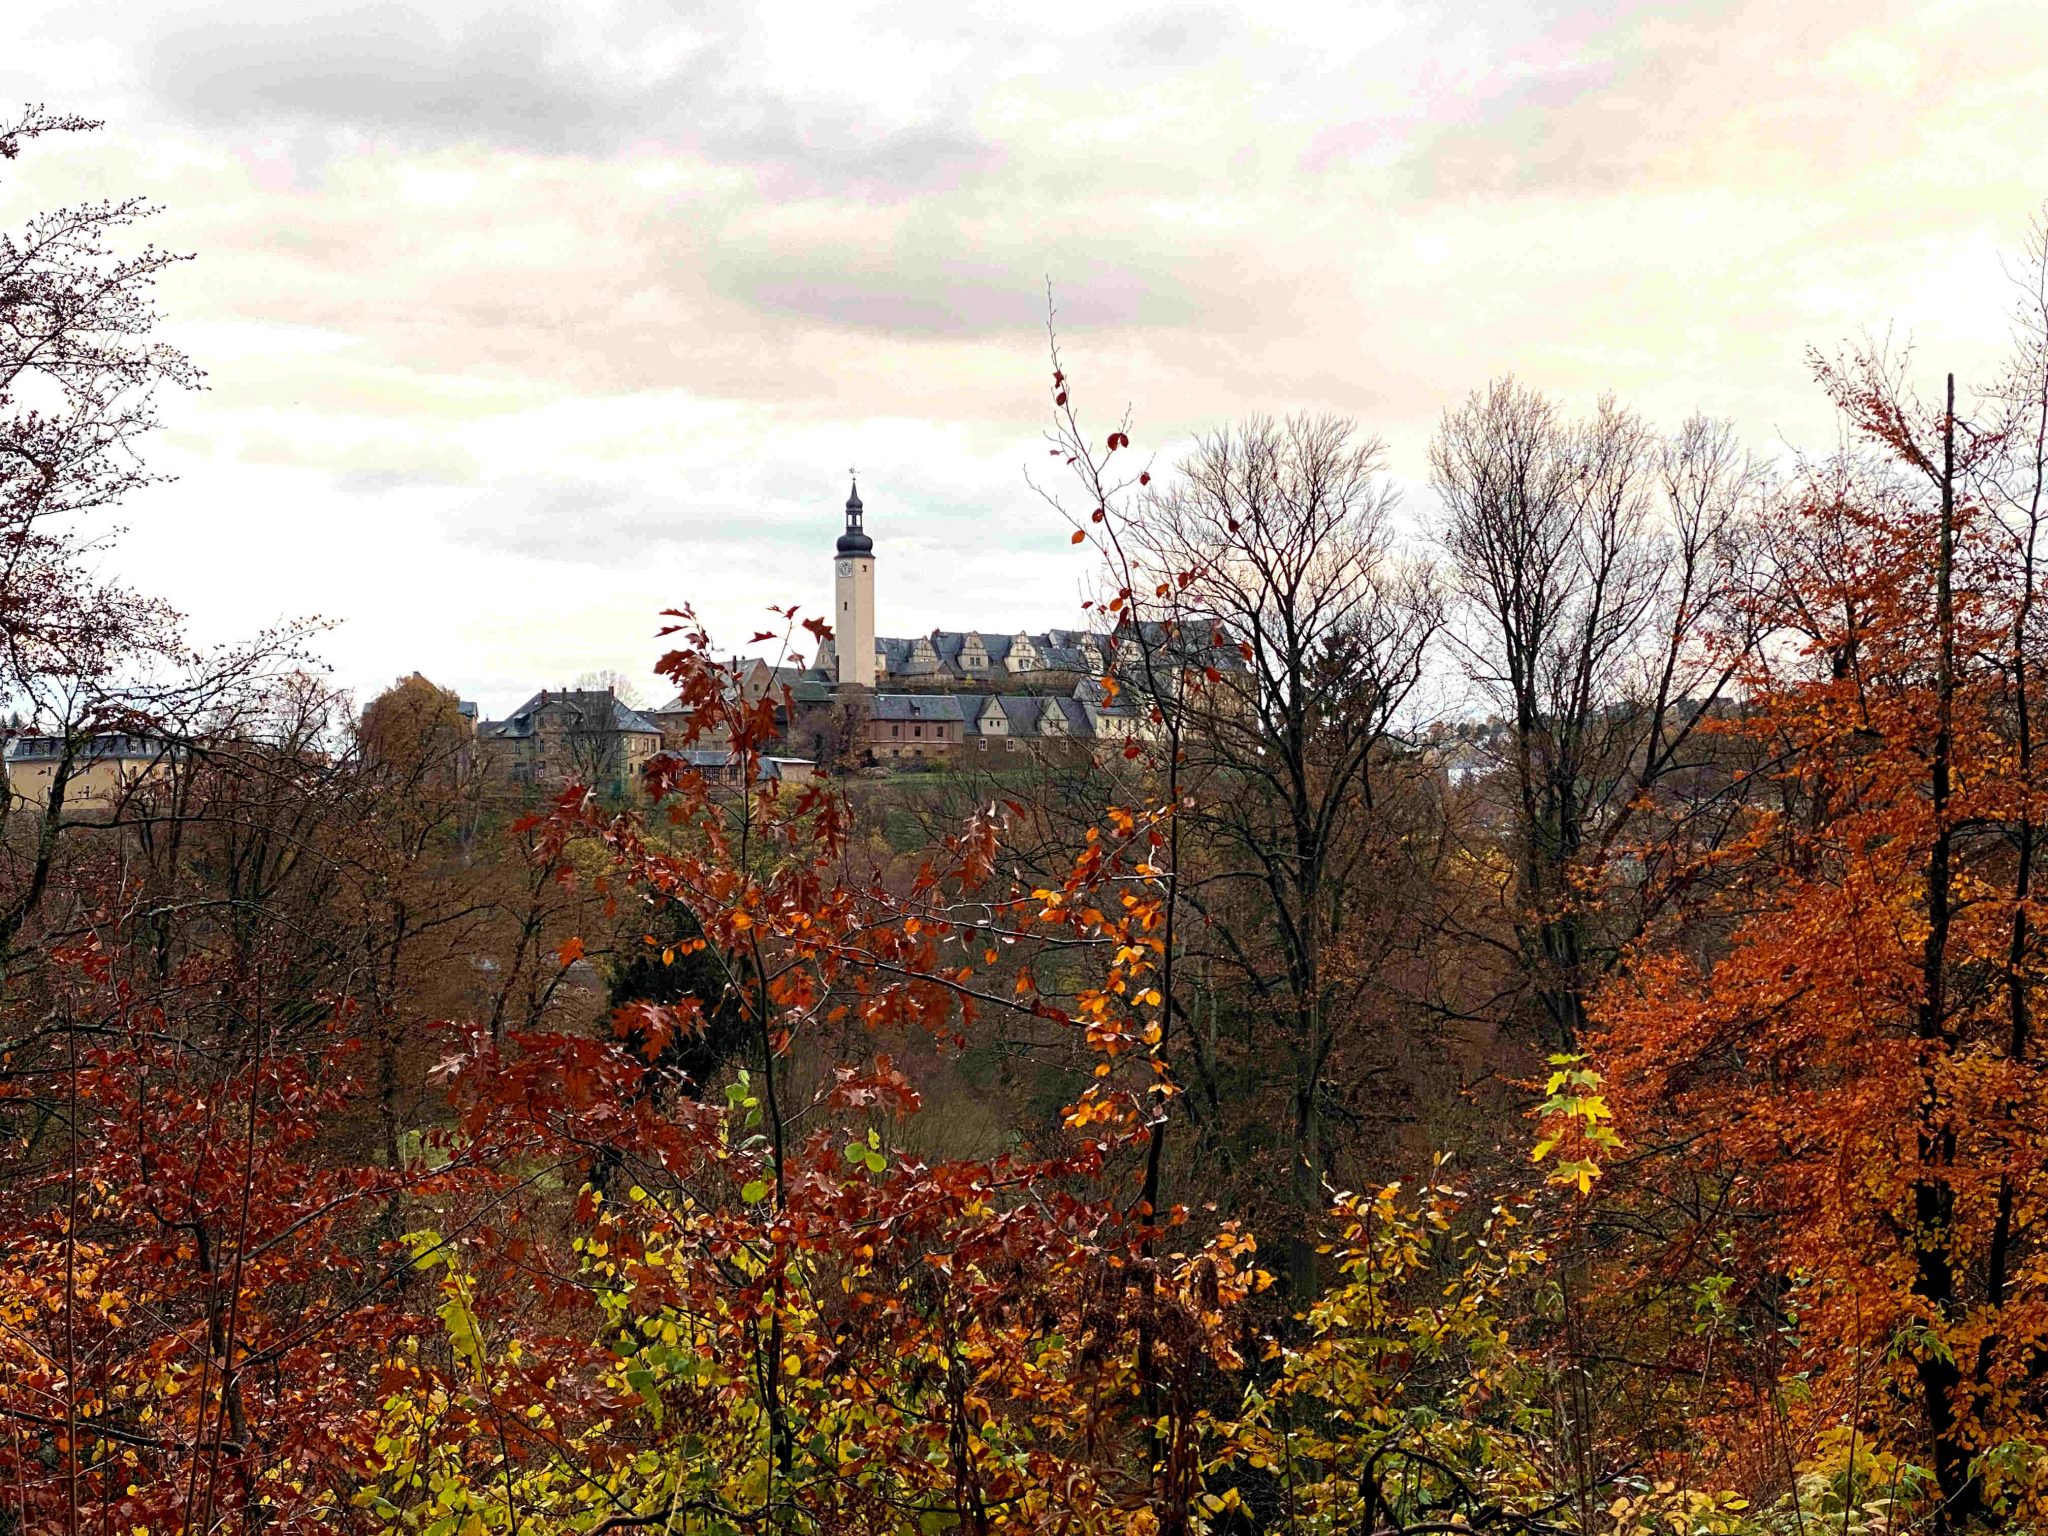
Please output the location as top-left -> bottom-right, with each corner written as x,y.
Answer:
1114,414 -> 1441,1297
1597,337 -> 2048,1527
350,604 -> 1264,1535
0,667 -> 502,1531
1429,382 -> 1763,1048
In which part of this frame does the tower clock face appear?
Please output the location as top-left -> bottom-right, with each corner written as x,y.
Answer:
837,560 -> 852,575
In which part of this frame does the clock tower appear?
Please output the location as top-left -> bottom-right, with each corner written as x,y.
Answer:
833,477 -> 876,689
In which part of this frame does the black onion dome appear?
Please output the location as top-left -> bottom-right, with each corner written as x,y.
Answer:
836,477 -> 873,554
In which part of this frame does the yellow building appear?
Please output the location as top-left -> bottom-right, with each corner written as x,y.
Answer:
4,733 -> 179,815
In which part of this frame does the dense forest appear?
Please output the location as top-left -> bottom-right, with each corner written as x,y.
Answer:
6,107 -> 2048,1536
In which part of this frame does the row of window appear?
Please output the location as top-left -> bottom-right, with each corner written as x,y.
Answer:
879,727 -> 1027,752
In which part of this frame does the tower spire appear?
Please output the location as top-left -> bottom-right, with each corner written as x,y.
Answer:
837,471 -> 872,554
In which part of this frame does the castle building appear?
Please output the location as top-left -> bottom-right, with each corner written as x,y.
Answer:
793,478 -> 1209,763
469,479 -> 1238,786
813,478 -> 1116,695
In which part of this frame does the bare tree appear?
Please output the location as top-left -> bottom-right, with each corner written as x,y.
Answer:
1430,380 -> 1761,1047
573,669 -> 647,708
1987,209 -> 2048,1084
0,107 -> 195,713
0,106 -> 200,954
1132,413 -> 1441,1296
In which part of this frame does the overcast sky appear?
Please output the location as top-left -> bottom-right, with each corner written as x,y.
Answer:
6,1 -> 2044,715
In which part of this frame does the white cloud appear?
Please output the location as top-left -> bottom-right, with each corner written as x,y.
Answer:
4,0 -> 2044,714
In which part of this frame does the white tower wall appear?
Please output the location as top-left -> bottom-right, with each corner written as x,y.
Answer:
835,553 -> 875,688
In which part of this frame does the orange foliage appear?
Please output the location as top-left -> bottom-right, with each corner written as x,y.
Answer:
1598,361 -> 2048,1521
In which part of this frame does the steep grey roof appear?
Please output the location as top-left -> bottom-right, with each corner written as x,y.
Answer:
871,629 -> 1112,680
954,695 -> 1114,739
862,624 -> 1243,684
1050,698 -> 1094,734
958,695 -> 1001,735
869,694 -> 966,723
481,690 -> 662,741
994,696 -> 1042,730
4,733 -> 175,763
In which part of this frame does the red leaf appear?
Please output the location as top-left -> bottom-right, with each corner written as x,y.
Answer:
557,936 -> 586,967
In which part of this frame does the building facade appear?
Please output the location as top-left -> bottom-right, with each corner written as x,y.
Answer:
477,688 -> 664,793
3,733 -> 180,815
863,694 -> 965,760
